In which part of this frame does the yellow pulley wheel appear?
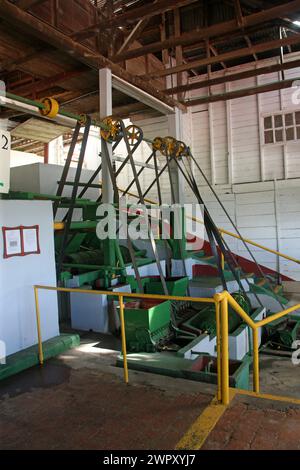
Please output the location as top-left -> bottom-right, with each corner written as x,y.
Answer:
152,136 -> 164,152
78,114 -> 87,125
39,97 -> 59,118
176,141 -> 188,158
100,116 -> 122,142
161,136 -> 178,156
125,125 -> 142,146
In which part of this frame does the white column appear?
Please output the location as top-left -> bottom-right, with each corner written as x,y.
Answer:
99,68 -> 113,203
167,108 -> 185,204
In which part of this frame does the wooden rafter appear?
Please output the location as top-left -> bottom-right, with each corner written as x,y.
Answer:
164,58 -> 300,95
0,0 -> 185,111
112,0 -> 300,62
16,0 -> 48,10
234,0 -> 244,27
116,18 -> 150,56
210,45 -> 227,70
184,76 -> 300,105
145,33 -> 300,79
106,0 -> 199,27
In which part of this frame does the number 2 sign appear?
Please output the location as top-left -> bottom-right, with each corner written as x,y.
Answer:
0,130 -> 10,194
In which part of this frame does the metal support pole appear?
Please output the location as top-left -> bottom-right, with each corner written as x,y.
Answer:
34,287 -> 44,365
99,68 -> 115,267
99,68 -> 114,204
221,234 -> 225,271
167,109 -> 184,204
221,296 -> 229,405
215,301 -> 222,402
253,328 -> 260,393
119,294 -> 129,384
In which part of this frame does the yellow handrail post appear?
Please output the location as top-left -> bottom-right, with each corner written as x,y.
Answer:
220,234 -> 225,271
34,287 -> 44,365
221,295 -> 230,406
118,294 -> 129,384
253,327 -> 260,393
215,300 -> 222,402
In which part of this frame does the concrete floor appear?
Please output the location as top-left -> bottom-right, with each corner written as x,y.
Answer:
202,393 -> 300,450
0,331 -> 215,450
1,329 -> 300,450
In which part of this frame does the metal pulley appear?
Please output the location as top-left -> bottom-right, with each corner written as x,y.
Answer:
100,116 -> 122,142
125,125 -> 143,146
176,140 -> 188,158
161,136 -> 179,156
39,97 -> 59,118
152,136 -> 164,153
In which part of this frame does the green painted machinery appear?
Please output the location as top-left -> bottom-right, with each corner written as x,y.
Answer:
119,300 -> 172,352
144,276 -> 189,296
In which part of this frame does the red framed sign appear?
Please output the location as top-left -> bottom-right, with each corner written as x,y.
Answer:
2,225 -> 40,259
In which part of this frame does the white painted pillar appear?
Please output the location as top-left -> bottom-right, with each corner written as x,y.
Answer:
99,68 -> 113,203
225,76 -> 233,186
167,108 -> 185,204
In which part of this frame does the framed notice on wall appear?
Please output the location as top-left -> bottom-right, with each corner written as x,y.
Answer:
0,130 -> 11,194
2,225 -> 40,259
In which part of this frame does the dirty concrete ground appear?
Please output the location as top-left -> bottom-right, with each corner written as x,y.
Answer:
202,393 -> 300,450
0,331 -> 214,450
1,329 -> 300,450
254,354 -> 300,399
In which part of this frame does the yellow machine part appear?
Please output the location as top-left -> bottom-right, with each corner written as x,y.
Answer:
39,97 -> 59,118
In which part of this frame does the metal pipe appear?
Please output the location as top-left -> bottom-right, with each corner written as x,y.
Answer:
220,296 -> 230,406
34,287 -> 44,365
226,293 -> 257,329
256,302 -> 300,328
253,328 -> 260,393
215,301 -> 222,402
34,284 -> 215,304
118,294 -> 129,384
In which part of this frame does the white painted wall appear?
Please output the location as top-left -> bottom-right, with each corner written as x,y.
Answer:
189,52 -> 300,186
184,52 -> 300,280
0,200 -> 59,356
10,150 -> 43,168
126,53 -> 300,280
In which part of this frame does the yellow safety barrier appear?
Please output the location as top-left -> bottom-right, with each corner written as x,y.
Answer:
33,285 -> 300,407
215,291 -> 300,405
33,285 -> 214,386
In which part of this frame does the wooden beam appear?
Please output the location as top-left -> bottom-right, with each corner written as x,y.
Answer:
245,34 -> 258,61
184,76 -> 300,105
210,45 -> 227,70
165,58 -> 300,95
174,8 -> 184,101
112,0 -> 300,62
234,0 -> 244,27
11,69 -> 86,96
107,0 -> 198,27
146,33 -> 300,79
17,0 -> 48,10
0,0 -> 184,111
116,18 -> 150,56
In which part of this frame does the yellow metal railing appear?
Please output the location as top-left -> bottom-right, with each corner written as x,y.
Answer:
33,285 -> 215,386
214,291 -> 300,405
33,285 -> 300,407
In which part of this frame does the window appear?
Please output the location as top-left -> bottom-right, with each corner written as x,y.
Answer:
263,110 -> 300,145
